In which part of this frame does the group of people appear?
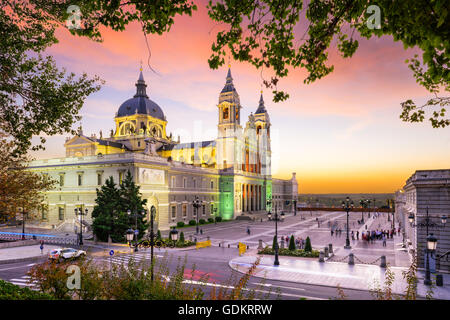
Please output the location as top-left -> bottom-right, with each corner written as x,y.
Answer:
360,228 -> 397,245
278,235 -> 306,249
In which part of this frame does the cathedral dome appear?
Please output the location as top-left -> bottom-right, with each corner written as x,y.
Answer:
116,70 -> 166,121
117,96 -> 165,120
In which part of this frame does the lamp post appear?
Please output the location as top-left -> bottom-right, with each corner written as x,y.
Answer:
126,228 -> 134,250
149,206 -> 155,282
389,201 -> 395,229
20,206 -> 26,240
342,197 -> 354,249
267,198 -> 280,266
169,226 -> 178,244
293,199 -> 297,216
408,207 -> 447,285
359,199 -> 365,223
213,207 -> 218,225
127,209 -> 140,252
74,208 -> 87,246
192,196 -> 201,234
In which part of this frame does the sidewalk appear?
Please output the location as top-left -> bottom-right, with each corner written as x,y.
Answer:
229,251 -> 450,299
0,245 -> 47,264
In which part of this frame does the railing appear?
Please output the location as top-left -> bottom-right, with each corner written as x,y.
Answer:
298,207 -> 394,213
0,232 -> 78,246
436,250 -> 450,272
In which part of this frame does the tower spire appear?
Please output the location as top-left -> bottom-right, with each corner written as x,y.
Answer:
135,65 -> 148,98
256,90 -> 267,114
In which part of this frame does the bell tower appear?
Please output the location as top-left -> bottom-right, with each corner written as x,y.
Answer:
216,67 -> 243,169
254,92 -> 271,177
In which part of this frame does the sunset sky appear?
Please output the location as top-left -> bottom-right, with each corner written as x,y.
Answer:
29,1 -> 450,194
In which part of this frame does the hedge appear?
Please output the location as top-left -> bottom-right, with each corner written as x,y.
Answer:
258,246 -> 319,258
177,221 -> 185,227
199,219 -> 206,224
188,220 -> 196,226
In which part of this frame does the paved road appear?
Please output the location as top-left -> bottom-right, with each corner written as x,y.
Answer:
0,211 -> 403,300
0,247 -> 374,300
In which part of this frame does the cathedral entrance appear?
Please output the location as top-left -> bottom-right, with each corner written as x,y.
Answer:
144,194 -> 159,233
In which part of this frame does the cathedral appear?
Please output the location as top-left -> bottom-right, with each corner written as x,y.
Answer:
28,67 -> 298,231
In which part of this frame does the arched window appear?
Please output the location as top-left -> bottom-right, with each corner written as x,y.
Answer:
257,125 -> 262,135
223,107 -> 229,120
120,122 -> 135,136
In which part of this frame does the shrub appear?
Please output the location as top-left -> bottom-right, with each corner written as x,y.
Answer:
0,279 -> 54,300
272,235 -> 278,250
199,219 -> 206,224
179,232 -> 185,243
189,220 -> 196,226
208,218 -> 214,223
304,236 -> 312,252
289,235 -> 296,251
157,230 -> 162,240
215,216 -> 222,222
177,221 -> 185,228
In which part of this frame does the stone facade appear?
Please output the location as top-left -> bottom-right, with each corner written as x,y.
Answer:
395,169 -> 450,272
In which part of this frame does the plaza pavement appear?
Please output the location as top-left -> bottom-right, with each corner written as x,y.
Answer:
2,210 -> 449,299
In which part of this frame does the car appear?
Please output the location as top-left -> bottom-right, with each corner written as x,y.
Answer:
48,248 -> 86,260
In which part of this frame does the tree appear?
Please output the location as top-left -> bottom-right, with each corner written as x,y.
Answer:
289,235 -> 296,251
118,170 -> 149,240
304,236 -> 312,252
179,232 -> 185,244
272,235 -> 278,250
0,1 -> 103,156
92,171 -> 148,243
0,121 -> 55,222
91,176 -> 121,242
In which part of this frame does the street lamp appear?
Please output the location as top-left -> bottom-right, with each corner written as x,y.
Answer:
169,226 -> 178,243
19,206 -> 26,240
192,196 -> 201,234
126,228 -> 134,247
74,208 -> 87,246
127,209 -> 139,252
408,207 -> 447,285
342,197 -> 354,249
389,201 -> 395,229
359,199 -> 365,223
267,198 -> 279,266
213,206 -> 218,225
149,206 -> 156,282
425,233 -> 438,285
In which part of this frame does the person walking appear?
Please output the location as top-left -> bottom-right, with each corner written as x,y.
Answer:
39,241 -> 44,255
351,230 -> 354,240
382,234 -> 387,247
246,226 -> 250,235
356,230 -> 359,240
331,229 -> 334,237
